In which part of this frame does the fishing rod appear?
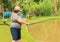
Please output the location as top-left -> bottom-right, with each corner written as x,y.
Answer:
29,18 -> 60,25
0,18 -> 60,26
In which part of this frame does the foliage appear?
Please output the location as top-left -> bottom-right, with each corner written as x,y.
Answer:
29,0 -> 53,16
0,0 -> 60,16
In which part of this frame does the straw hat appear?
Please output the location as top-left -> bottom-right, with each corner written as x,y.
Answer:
13,6 -> 22,11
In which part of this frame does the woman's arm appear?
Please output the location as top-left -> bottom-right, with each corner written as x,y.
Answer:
17,17 -> 29,25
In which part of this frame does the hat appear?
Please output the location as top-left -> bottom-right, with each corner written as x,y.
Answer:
13,6 -> 22,11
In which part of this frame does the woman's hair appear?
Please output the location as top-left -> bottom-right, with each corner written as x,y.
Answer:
13,10 -> 20,13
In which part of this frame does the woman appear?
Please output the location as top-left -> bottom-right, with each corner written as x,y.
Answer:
10,6 -> 29,42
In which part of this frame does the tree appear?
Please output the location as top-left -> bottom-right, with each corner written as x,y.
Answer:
53,0 -> 58,14
34,0 -> 40,3
2,0 -> 9,11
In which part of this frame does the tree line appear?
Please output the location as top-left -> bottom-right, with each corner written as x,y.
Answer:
0,0 -> 60,17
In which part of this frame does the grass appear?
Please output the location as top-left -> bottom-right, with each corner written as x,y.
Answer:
0,19 -> 36,42
0,16 -> 60,42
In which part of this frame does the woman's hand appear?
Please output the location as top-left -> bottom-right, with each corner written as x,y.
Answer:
25,23 -> 29,32
26,23 -> 29,26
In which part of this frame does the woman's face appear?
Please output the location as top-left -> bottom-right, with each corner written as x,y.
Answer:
18,11 -> 21,14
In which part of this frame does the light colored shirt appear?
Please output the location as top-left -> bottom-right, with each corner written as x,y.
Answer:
10,12 -> 21,28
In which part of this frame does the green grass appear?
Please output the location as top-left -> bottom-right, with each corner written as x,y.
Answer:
28,16 -> 60,23
0,16 -> 60,42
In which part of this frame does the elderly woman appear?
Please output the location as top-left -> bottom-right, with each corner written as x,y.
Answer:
10,6 -> 29,42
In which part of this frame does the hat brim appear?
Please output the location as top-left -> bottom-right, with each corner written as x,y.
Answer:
19,10 -> 22,12
13,9 -> 22,12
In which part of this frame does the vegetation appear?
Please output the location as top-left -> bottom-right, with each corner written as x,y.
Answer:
0,0 -> 60,42
0,0 -> 60,17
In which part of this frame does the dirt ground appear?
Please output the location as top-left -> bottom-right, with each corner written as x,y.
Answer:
28,19 -> 60,42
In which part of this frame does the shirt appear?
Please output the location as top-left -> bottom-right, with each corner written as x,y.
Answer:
10,12 -> 21,28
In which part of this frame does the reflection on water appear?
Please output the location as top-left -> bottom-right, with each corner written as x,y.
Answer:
28,19 -> 60,42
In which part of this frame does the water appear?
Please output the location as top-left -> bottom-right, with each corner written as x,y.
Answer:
28,19 -> 60,42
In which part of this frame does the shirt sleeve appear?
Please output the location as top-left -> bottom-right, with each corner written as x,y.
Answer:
11,14 -> 19,21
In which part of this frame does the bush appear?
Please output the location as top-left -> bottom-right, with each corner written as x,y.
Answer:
29,0 -> 53,16
39,1 -> 53,16
19,0 -> 53,16
55,8 -> 60,16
